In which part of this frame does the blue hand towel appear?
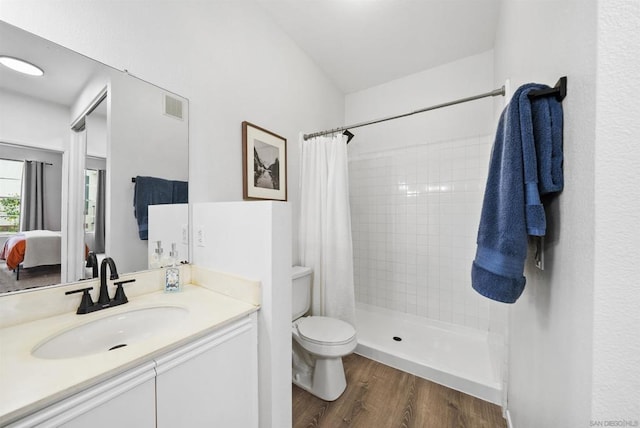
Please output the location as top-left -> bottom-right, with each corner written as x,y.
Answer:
471,84 -> 564,303
532,95 -> 564,195
133,176 -> 174,240
172,180 -> 189,204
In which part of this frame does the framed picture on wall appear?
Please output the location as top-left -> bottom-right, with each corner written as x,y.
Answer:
242,121 -> 287,201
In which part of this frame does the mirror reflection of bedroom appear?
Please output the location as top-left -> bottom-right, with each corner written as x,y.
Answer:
0,103 -> 106,293
0,21 -> 108,293
0,106 -> 105,292
0,147 -> 63,292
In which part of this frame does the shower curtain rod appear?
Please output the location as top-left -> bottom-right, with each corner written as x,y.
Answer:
304,77 -> 567,142
303,86 -> 505,141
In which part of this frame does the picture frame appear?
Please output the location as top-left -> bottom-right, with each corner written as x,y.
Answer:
242,121 -> 287,201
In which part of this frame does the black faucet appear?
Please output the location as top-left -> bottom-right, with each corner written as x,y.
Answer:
65,256 -> 136,314
86,251 -> 99,279
98,257 -> 119,305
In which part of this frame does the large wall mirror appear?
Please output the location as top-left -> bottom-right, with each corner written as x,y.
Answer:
0,21 -> 189,294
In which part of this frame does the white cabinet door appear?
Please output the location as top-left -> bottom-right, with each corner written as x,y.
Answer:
58,377 -> 155,428
155,314 -> 258,428
10,363 -> 156,428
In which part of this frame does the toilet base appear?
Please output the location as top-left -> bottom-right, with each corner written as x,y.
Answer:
293,357 -> 347,401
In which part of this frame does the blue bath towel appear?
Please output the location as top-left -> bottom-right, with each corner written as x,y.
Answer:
172,180 -> 189,204
133,176 -> 189,240
471,84 -> 563,303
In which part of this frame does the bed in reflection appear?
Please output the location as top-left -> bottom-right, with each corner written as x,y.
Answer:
0,230 -> 62,280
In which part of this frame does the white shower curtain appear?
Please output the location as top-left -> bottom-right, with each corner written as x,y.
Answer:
298,134 -> 355,326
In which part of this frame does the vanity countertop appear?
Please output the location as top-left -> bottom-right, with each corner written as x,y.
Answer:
0,283 -> 259,425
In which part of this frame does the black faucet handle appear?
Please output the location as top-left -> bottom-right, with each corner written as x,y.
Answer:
65,286 -> 94,314
113,279 -> 136,287
113,279 -> 135,304
65,286 -> 94,295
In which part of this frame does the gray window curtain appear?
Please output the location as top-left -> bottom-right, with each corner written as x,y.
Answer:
20,160 -> 45,231
93,169 -> 106,253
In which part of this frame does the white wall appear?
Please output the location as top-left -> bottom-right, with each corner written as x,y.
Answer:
70,75 -> 109,125
85,110 -> 107,159
0,90 -> 66,232
592,0 -> 640,420
191,202 -> 291,428
345,51 -> 497,157
108,72 -> 189,274
0,89 -> 69,152
346,51 -> 507,334
148,204 -> 188,268
494,1 -> 598,426
0,1 -> 345,263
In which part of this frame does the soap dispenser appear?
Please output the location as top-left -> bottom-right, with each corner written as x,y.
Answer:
150,241 -> 163,269
165,243 -> 180,293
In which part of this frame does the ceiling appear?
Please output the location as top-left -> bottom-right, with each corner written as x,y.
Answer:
258,0 -> 501,94
0,21 -> 108,108
0,2 -> 501,105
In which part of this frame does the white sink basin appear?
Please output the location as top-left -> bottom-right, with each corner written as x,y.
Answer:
32,306 -> 188,359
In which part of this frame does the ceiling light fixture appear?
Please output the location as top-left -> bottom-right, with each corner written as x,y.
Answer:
0,55 -> 44,76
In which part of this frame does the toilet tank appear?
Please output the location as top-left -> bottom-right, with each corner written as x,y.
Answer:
292,266 -> 312,320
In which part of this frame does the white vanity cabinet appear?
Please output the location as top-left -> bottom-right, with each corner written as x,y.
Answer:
155,313 -> 259,428
8,363 -> 157,428
8,313 -> 258,428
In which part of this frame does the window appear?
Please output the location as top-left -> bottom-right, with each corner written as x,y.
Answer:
0,159 -> 23,233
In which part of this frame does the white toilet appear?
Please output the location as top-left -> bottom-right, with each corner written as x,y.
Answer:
291,266 -> 357,401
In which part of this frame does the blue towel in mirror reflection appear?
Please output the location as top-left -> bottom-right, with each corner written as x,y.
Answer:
133,176 -> 189,240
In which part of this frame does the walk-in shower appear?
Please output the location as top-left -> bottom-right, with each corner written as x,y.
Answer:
348,134 -> 507,404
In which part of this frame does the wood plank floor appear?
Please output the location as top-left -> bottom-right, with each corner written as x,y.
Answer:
293,354 -> 506,428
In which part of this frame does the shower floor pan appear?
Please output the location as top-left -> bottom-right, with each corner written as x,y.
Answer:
355,303 -> 503,404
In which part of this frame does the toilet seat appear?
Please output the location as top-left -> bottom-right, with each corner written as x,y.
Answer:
295,316 -> 356,346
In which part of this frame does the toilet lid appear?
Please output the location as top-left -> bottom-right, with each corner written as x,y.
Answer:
297,316 -> 356,345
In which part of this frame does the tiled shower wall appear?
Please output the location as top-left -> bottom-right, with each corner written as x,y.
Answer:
349,134 -> 507,333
